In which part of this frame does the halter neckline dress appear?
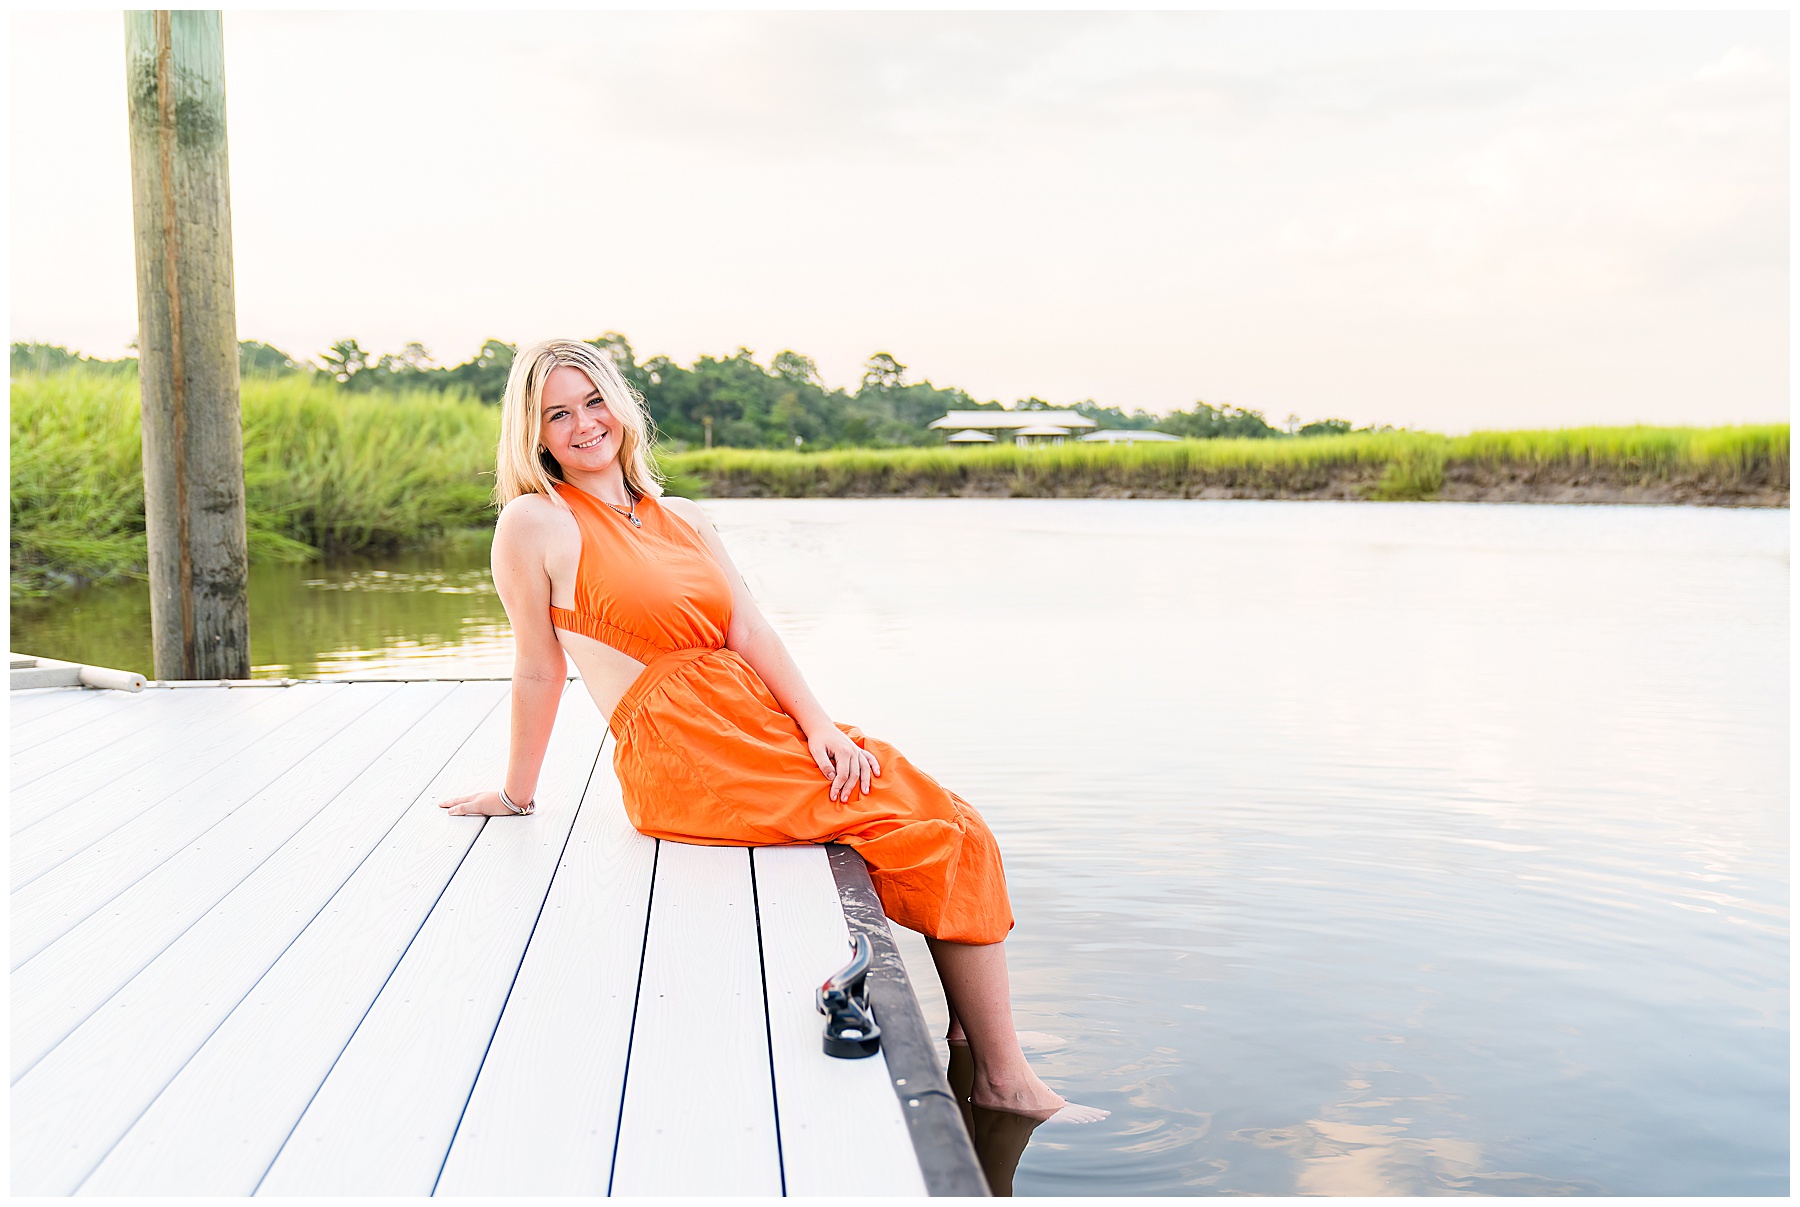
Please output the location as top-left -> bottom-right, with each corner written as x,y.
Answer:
548,481 -> 1013,945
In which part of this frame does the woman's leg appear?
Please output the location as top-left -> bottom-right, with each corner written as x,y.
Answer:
926,937 -> 1106,1120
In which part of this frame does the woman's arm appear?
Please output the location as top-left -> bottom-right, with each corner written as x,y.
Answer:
661,496 -> 879,803
440,496 -> 568,817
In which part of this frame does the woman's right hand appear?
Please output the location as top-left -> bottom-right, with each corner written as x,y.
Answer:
438,790 -> 520,817
808,726 -> 880,803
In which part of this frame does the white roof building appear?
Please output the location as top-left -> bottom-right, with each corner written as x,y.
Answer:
945,429 -> 997,444
928,410 -> 1097,432
1080,429 -> 1182,444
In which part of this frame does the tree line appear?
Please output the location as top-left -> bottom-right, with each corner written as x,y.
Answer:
11,336 -> 1361,449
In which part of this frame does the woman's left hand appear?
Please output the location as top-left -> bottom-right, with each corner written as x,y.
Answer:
808,727 -> 881,803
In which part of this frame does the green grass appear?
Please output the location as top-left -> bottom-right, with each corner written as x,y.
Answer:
664,425 -> 1789,501
11,371 -> 499,598
11,366 -> 1788,599
1446,424 -> 1790,474
666,429 -> 1433,496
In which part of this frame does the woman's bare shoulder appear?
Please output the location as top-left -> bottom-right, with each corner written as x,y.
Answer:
496,491 -> 576,549
657,493 -> 712,532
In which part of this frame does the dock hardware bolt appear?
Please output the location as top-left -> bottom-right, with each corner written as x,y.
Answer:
817,933 -> 882,1058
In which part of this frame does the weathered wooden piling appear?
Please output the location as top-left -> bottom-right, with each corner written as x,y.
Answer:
124,10 -> 249,679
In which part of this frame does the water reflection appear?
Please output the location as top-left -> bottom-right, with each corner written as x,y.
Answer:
1233,1101 -> 1603,1196
10,533 -> 512,680
945,1042 -> 1050,1196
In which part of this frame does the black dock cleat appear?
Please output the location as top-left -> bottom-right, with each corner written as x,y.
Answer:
817,933 -> 882,1058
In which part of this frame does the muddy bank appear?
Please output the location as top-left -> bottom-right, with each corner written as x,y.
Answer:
685,461 -> 1788,507
1432,462 -> 1787,506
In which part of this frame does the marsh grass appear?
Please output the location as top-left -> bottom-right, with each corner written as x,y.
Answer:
1371,443 -> 1448,501
665,429 -> 1431,497
11,366 -> 1787,599
240,376 -> 497,552
1447,424 -> 1790,477
665,425 -> 1788,499
11,371 -> 498,598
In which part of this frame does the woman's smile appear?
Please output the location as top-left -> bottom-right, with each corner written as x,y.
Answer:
539,364 -> 626,474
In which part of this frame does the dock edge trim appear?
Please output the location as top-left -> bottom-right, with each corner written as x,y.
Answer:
825,844 -> 989,1198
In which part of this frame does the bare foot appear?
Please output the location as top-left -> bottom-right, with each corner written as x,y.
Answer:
972,1071 -> 1109,1123
1042,1101 -> 1111,1124
977,1093 -> 1110,1124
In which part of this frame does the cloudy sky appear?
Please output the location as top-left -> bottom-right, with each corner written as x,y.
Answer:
10,10 -> 1788,430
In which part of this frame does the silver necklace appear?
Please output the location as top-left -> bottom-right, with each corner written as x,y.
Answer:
606,490 -> 642,528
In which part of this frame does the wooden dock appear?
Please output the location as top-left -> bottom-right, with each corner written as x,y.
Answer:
9,674 -> 986,1196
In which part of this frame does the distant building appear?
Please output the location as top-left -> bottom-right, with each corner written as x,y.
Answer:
945,429 -> 997,446
1013,423 -> 1072,447
929,410 -> 1096,449
929,410 -> 1097,433
1080,430 -> 1182,444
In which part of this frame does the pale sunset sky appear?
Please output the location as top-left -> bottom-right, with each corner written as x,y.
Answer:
9,9 -> 1789,431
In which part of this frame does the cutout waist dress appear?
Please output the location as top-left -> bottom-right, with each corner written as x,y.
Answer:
548,482 -> 1013,944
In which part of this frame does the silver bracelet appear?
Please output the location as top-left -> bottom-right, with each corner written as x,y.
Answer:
499,787 -> 535,816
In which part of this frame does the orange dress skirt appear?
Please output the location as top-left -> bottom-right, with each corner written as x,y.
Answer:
548,483 -> 1013,945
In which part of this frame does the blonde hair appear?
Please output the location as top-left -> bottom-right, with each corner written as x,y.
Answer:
495,338 -> 664,507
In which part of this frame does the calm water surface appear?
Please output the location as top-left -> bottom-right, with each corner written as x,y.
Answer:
13,500 -> 1788,1195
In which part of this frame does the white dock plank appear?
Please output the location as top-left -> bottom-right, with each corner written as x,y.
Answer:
10,684 -> 313,836
11,682 -> 507,1195
9,686 -> 282,806
72,683 -> 518,1197
8,686 -> 89,716
9,683 -> 84,712
9,683 -> 154,751
11,684 -> 311,832
752,844 -> 928,1197
609,841 -> 783,1197
254,684 -> 604,1196
434,745 -> 656,1196
8,682 -> 381,969
9,686 -> 191,793
12,681 -> 346,887
10,680 -> 460,1082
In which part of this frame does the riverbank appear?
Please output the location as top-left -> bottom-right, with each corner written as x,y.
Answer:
11,372 -> 496,598
10,367 -> 1786,599
664,426 -> 1789,507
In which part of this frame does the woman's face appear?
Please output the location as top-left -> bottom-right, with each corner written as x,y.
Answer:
539,364 -> 625,476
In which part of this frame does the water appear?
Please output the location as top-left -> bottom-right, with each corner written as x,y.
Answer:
11,537 -> 515,681
12,499 -> 1788,1195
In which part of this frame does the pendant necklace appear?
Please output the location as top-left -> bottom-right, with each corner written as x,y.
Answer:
607,490 -> 642,528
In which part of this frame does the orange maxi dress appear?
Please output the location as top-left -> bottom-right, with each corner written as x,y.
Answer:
548,482 -> 1014,945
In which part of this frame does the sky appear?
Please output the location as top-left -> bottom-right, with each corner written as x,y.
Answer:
9,9 -> 1789,431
